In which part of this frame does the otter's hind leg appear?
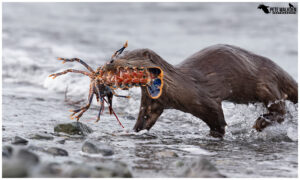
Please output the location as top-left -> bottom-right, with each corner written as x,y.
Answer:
253,83 -> 286,131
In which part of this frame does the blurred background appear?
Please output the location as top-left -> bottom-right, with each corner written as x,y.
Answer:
2,2 -> 298,178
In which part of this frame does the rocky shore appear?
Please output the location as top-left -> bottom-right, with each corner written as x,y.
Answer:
3,122 -> 224,178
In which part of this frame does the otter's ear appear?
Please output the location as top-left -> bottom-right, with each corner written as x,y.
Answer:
147,67 -> 164,99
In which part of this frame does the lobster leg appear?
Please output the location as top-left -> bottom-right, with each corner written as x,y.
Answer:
57,58 -> 95,73
95,85 -> 105,122
111,89 -> 130,98
103,98 -> 124,128
69,81 -> 95,121
49,69 -> 90,79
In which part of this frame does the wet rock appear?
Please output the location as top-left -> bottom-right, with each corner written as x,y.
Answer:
39,162 -> 62,176
2,137 -> 11,142
93,161 -> 132,177
155,150 -> 178,158
54,122 -> 93,136
70,166 -> 93,177
56,139 -> 66,144
180,157 -> 225,178
46,147 -> 69,156
175,160 -> 184,167
12,136 -> 28,145
3,145 -> 13,158
2,159 -> 28,177
35,97 -> 45,101
30,132 -> 54,140
27,145 -> 46,152
126,115 -> 135,120
69,161 -> 132,177
82,141 -> 114,156
17,149 -> 40,166
2,149 -> 39,177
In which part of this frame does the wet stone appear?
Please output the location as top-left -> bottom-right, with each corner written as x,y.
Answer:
54,122 -> 93,136
17,149 -> 40,166
56,139 -> 66,144
3,145 -> 13,158
30,132 -> 54,140
94,161 -> 132,177
155,150 -> 178,158
126,115 -> 135,120
27,145 -> 46,152
70,166 -> 93,178
180,157 -> 225,178
175,161 -> 184,167
46,147 -> 69,156
39,162 -> 62,176
2,159 -> 28,178
12,136 -> 29,145
35,97 -> 45,101
82,141 -> 114,156
69,162 -> 132,178
3,149 -> 39,178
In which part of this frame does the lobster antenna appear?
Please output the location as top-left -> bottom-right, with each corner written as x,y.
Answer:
111,40 -> 128,60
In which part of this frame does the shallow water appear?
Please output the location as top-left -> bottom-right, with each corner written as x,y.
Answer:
2,2 -> 298,177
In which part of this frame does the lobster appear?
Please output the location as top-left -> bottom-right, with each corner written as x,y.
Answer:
49,41 -> 164,127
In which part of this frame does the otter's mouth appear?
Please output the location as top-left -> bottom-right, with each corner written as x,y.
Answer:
101,66 -> 164,99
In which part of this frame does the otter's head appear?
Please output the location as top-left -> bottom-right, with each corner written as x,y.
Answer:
102,48 -> 190,131
103,49 -> 170,99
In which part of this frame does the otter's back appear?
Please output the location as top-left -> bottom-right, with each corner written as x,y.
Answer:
177,44 -> 297,103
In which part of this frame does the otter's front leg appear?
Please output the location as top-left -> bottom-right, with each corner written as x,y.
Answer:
191,100 -> 227,138
134,88 -> 164,132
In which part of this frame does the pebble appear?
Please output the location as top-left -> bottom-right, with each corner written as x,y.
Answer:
39,162 -> 62,176
155,150 -> 178,158
70,161 -> 132,178
56,139 -> 66,144
3,159 -> 28,177
27,145 -> 46,152
30,132 -> 54,140
54,122 -> 93,136
126,115 -> 135,120
82,141 -> 114,156
2,149 -> 39,177
11,136 -> 29,145
17,149 -> 40,166
94,161 -> 132,177
3,145 -> 13,158
46,147 -> 69,156
180,157 -> 225,178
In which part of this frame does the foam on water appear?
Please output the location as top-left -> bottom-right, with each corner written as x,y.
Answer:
180,146 -> 217,155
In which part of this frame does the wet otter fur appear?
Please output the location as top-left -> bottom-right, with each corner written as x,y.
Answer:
106,44 -> 298,137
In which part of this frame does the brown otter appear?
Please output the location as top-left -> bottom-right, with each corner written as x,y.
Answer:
104,44 -> 298,137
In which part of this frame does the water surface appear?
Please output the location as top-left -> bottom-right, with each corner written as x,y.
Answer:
2,2 -> 298,177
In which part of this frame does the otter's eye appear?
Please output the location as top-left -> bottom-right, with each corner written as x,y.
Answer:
110,60 -> 114,63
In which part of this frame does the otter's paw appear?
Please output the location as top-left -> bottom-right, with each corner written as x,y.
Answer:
253,116 -> 272,132
209,126 -> 225,138
253,113 -> 284,132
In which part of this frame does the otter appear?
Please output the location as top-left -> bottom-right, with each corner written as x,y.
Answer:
104,44 -> 298,137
